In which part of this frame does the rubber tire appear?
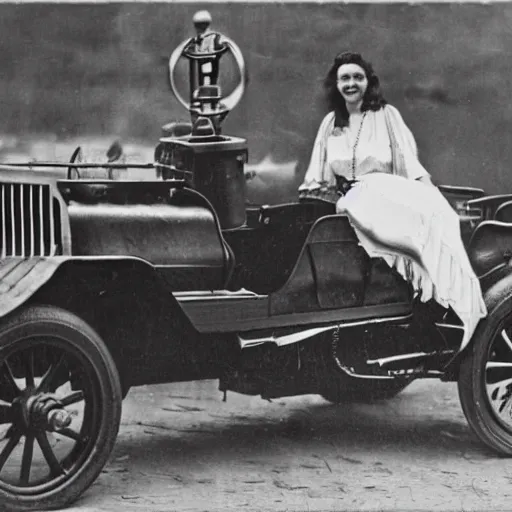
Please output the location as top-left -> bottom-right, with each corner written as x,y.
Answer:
322,374 -> 413,404
0,305 -> 122,511
458,303 -> 512,456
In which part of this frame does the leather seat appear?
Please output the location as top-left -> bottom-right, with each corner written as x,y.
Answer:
468,220 -> 512,277
223,202 -> 334,294
495,200 -> 512,223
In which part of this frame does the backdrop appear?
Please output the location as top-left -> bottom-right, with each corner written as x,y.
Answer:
0,2 -> 511,200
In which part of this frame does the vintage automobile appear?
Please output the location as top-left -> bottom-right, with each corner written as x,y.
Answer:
3,14 -> 512,511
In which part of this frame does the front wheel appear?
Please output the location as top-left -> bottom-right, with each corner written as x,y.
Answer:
458,302 -> 512,456
0,305 -> 122,510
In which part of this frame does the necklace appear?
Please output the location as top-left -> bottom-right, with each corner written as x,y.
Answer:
351,111 -> 367,180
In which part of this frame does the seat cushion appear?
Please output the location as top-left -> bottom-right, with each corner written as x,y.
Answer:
271,215 -> 411,315
468,220 -> 512,277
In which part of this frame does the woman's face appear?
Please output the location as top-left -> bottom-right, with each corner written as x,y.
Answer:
336,63 -> 368,106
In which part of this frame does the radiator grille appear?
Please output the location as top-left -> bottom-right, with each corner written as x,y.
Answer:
1,183 -> 62,257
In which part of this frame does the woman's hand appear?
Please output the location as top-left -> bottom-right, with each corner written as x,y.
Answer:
336,196 -> 348,214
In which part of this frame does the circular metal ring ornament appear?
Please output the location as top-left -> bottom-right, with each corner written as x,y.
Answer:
169,34 -> 246,114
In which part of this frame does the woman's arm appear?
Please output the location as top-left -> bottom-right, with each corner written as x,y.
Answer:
384,105 -> 433,184
298,112 -> 336,192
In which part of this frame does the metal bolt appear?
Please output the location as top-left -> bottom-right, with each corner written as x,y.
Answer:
47,409 -> 72,431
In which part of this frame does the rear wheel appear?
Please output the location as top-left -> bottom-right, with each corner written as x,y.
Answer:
458,303 -> 512,456
0,305 -> 122,510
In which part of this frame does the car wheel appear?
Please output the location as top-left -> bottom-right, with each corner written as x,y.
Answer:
0,305 -> 122,511
458,303 -> 512,456
322,374 -> 413,404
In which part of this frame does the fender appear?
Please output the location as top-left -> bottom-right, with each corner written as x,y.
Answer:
480,264 -> 512,316
8,256 -> 230,388
0,257 -> 65,321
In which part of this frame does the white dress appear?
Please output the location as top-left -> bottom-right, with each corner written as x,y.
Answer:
326,108 -> 394,179
299,105 -> 487,350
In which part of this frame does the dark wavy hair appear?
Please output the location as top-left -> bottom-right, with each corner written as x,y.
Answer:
324,52 -> 387,128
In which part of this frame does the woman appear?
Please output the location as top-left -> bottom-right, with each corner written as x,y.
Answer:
299,52 -> 486,349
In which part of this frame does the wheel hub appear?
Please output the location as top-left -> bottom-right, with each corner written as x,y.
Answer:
11,393 -> 72,433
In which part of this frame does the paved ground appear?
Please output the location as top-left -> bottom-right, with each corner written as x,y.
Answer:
61,379 -> 512,512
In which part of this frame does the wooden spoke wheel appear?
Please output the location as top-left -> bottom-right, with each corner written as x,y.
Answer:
0,306 -> 121,511
459,305 -> 512,456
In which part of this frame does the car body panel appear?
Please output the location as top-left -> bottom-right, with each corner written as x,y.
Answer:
175,289 -> 412,333
0,167 -> 511,373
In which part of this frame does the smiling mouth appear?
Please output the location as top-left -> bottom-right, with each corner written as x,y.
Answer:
344,89 -> 359,94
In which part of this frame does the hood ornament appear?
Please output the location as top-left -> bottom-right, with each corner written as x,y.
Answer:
169,10 -> 246,135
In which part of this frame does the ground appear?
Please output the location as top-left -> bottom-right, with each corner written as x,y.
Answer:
61,379 -> 512,512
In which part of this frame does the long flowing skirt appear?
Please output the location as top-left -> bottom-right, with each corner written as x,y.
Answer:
336,172 -> 487,350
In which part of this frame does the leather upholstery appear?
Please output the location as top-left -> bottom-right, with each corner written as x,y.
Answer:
270,214 -> 411,315
468,221 -> 512,277
495,200 -> 512,223
224,201 -> 335,294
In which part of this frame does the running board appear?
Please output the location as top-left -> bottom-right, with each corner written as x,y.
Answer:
173,290 -> 412,333
237,315 -> 410,349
